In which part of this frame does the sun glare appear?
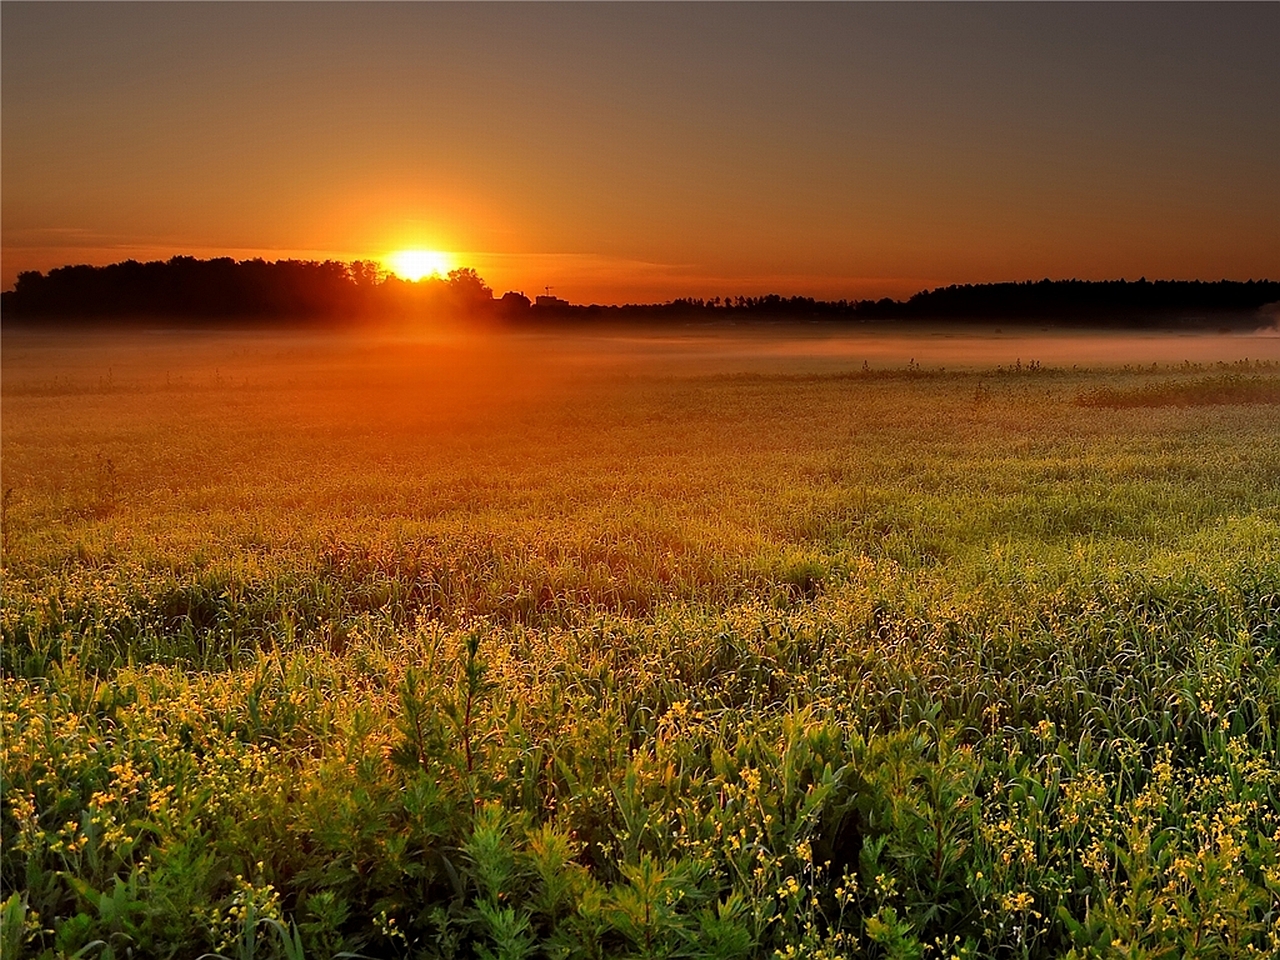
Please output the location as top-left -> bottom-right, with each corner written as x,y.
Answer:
388,249 -> 452,282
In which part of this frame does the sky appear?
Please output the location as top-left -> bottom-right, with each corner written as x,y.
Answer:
3,2 -> 1278,304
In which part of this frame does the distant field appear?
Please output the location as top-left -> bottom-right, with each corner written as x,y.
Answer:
3,327 -> 1279,959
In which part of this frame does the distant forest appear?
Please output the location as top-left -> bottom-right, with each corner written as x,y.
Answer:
1,258 -> 496,325
3,256 -> 1278,328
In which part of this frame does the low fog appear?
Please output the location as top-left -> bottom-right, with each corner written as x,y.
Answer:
5,323 -> 1278,441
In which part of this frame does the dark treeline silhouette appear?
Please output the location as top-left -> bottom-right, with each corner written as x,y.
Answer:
537,279 -> 1280,327
3,258 -> 1277,328
890,277 -> 1280,321
1,257 -> 495,325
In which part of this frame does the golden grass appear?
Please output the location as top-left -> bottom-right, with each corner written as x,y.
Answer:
3,327 -> 1280,959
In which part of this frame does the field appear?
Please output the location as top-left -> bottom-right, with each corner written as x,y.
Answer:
3,325 -> 1280,960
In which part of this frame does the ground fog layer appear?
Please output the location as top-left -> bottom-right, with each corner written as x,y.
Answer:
3,327 -> 1279,959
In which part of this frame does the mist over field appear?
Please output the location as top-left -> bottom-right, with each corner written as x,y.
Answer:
6,325 -> 1278,497
529,325 -> 1280,376
5,324 -> 1280,958
6,323 -> 1280,396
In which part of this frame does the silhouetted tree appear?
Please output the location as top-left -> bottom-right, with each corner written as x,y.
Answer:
445,268 -> 493,307
3,259 -> 1275,329
0,256 -> 507,326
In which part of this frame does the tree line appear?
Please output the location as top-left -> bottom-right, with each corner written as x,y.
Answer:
3,257 -> 1277,327
567,279 -> 1279,325
0,257 -> 496,325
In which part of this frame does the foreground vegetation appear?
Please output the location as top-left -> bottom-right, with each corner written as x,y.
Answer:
3,330 -> 1279,959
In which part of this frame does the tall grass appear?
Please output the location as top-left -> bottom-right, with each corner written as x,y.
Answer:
1077,373 -> 1280,408
3,332 -> 1279,958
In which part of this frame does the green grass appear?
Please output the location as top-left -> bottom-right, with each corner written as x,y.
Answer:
3,330 -> 1280,959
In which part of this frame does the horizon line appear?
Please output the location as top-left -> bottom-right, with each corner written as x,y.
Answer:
8,254 -> 1279,309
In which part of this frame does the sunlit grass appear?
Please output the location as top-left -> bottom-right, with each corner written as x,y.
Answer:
3,331 -> 1279,958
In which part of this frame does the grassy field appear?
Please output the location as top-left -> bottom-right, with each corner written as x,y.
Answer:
3,326 -> 1280,959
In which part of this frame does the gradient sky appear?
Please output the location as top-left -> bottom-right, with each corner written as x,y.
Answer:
3,2 -> 1278,303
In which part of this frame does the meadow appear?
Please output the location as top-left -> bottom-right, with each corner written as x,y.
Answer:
3,325 -> 1280,960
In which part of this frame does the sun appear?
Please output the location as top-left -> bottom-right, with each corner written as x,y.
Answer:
387,249 -> 453,281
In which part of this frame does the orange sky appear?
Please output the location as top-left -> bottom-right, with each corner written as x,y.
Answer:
3,4 -> 1278,304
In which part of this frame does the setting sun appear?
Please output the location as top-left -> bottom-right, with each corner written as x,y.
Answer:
387,249 -> 453,282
